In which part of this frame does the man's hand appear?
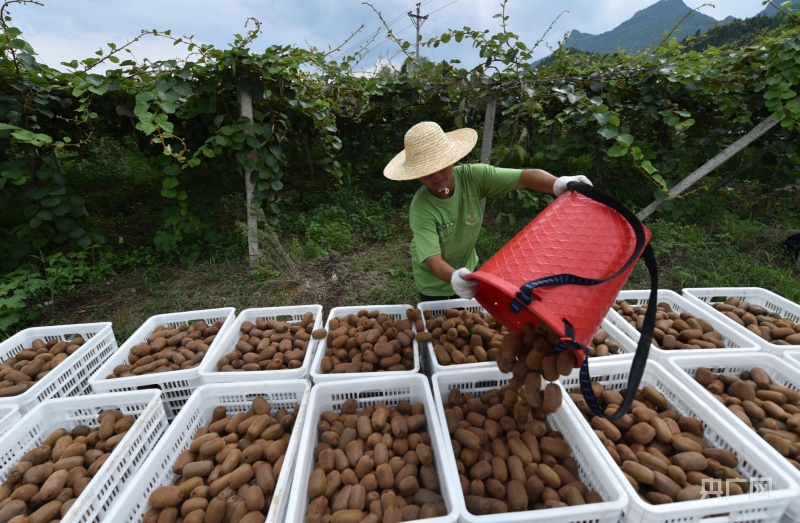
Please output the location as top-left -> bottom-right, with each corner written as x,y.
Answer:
553,175 -> 592,197
451,268 -> 479,299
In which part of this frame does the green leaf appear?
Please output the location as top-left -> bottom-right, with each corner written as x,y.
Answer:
616,133 -> 633,146
134,102 -> 151,117
593,111 -> 612,126
136,91 -> 157,102
27,133 -> 53,146
137,122 -> 157,135
158,101 -> 177,113
11,130 -> 34,141
607,144 -> 628,157
268,145 -> 283,160
55,218 -> 74,232
162,177 -> 179,189
41,196 -> 61,208
53,204 -> 69,216
161,187 -> 178,198
641,160 -> 657,174
597,126 -> 618,139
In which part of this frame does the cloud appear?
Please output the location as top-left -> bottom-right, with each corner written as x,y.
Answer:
8,0 -> 769,74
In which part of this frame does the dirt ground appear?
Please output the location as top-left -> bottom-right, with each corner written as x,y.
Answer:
38,240 -> 417,342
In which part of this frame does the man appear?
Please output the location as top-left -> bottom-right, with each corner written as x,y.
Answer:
383,121 -> 591,302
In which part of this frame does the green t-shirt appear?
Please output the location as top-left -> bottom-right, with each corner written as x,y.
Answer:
409,163 -> 522,296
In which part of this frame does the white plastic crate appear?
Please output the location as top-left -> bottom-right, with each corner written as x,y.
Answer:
664,352 -> 800,521
102,380 -> 311,523
594,314 -> 645,359
0,404 -> 21,437
682,287 -> 800,354
309,304 -> 420,383
416,299 -> 499,376
606,289 -> 760,363
0,389 -> 167,523
560,358 -> 798,523
786,350 -> 800,370
431,367 -> 628,523
199,305 -> 324,384
284,374 -> 459,523
0,322 -> 116,413
416,298 -> 638,377
88,308 -> 236,421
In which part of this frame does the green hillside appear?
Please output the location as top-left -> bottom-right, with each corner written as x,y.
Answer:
565,0 -> 720,55
682,14 -> 788,52
759,0 -> 800,16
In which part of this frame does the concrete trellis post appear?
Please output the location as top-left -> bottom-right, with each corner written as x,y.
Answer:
238,85 -> 259,266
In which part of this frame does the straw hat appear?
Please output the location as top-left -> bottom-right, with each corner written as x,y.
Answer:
383,122 -> 478,181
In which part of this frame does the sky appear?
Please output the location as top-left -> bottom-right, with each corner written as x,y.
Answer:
6,0 -> 770,75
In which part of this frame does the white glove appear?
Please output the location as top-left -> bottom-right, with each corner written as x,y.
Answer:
553,175 -> 592,197
451,268 -> 479,299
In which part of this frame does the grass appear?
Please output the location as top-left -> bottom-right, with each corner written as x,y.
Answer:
625,217 -> 800,302
34,202 -> 799,346
36,208 -> 419,342
10,157 -> 799,344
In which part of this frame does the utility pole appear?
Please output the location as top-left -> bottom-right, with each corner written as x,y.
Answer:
408,3 -> 428,69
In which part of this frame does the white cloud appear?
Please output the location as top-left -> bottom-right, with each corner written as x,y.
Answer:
7,0 -> 771,73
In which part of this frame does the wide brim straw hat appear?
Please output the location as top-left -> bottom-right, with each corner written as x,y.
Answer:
383,121 -> 478,181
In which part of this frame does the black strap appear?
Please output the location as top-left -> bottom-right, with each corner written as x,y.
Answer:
509,182 -> 657,419
553,245 -> 657,420
511,182 -> 647,311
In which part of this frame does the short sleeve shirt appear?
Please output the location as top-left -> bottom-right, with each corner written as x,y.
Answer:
409,163 -> 522,296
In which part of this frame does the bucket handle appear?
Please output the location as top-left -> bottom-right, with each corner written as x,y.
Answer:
513,182 -> 658,420
556,245 -> 657,420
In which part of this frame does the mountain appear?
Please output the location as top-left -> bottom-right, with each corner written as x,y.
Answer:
564,0 -> 722,55
682,13 -> 787,52
758,0 -> 800,16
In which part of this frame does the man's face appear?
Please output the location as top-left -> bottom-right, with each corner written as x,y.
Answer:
419,165 -> 454,196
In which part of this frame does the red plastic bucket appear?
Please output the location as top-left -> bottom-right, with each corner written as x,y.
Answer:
465,187 -> 651,354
